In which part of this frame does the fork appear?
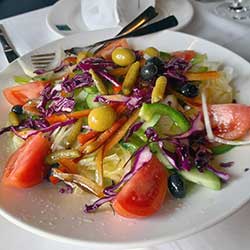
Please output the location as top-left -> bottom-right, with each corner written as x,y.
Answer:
65,15 -> 178,55
31,6 -> 158,71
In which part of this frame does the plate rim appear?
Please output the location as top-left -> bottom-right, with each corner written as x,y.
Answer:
46,0 -> 194,37
0,29 -> 250,248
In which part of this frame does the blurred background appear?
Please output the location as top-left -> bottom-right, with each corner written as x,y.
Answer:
0,0 -> 58,19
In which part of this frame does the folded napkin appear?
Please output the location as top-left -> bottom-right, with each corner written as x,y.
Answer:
81,0 -> 155,30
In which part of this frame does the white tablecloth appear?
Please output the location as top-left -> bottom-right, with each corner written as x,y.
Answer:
0,1 -> 250,250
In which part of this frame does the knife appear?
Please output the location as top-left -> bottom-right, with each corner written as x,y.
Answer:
0,24 -> 19,63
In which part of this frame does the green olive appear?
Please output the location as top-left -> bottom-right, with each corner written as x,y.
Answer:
88,105 -> 117,132
111,47 -> 136,66
144,47 -> 160,58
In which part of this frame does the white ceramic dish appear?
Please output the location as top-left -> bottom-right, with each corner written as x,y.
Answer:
46,0 -> 194,36
0,29 -> 250,249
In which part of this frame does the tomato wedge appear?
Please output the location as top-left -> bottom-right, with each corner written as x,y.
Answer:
210,104 -> 250,140
113,156 -> 168,218
95,38 -> 129,60
2,133 -> 51,188
172,50 -> 196,62
3,80 -> 49,105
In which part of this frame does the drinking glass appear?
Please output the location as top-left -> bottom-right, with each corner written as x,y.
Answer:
215,0 -> 250,20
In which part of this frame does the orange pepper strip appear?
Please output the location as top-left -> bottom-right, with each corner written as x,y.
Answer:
139,58 -> 146,67
79,137 -> 97,152
81,117 -> 127,154
115,103 -> 127,114
46,109 -> 91,124
63,56 -> 77,65
46,114 -> 68,124
95,145 -> 104,187
49,175 -> 60,185
58,158 -> 79,174
77,131 -> 100,145
67,109 -> 91,119
109,66 -> 130,77
112,84 -> 123,94
104,109 -> 139,155
185,71 -> 220,81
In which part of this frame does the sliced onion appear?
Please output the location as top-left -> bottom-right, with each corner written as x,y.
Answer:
213,136 -> 250,146
51,168 -> 103,197
95,94 -> 129,104
201,91 -> 214,141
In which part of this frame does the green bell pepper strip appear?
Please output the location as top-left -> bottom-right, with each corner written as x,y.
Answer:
120,135 -> 146,154
211,144 -> 235,155
14,75 -> 32,84
139,103 -> 190,133
190,53 -> 207,66
135,114 -> 161,141
159,51 -> 172,61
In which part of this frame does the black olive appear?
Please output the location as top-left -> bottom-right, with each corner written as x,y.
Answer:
146,57 -> 163,68
140,63 -> 158,80
180,83 -> 199,98
147,57 -> 165,74
11,105 -> 23,115
168,173 -> 186,198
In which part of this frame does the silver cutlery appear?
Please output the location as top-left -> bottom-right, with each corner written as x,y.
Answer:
65,15 -> 178,55
31,6 -> 158,70
0,24 -> 19,63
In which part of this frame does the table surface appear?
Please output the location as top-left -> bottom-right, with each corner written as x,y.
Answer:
0,1 -> 250,250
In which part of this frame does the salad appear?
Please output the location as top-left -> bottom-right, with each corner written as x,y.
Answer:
0,38 -> 249,218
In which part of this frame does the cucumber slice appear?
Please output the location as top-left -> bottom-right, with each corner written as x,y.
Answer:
180,168 -> 221,190
155,150 -> 173,169
86,94 -> 102,109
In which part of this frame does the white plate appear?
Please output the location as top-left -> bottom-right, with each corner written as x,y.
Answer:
0,29 -> 250,249
47,0 -> 194,36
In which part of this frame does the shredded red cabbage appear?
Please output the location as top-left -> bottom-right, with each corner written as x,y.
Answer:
145,127 -> 160,142
34,60 -> 68,75
37,83 -> 59,115
175,113 -> 204,139
194,145 -> 212,172
163,57 -> 191,82
53,61 -> 66,73
61,72 -> 93,93
124,121 -> 143,142
95,70 -> 121,87
126,87 -> 153,110
78,58 -> 115,72
84,146 -> 152,213
0,117 -> 49,137
104,146 -> 152,196
37,82 -> 77,116
84,195 -> 115,213
59,184 -> 73,194
161,146 -> 180,170
175,142 -> 193,171
33,69 -> 46,75
220,161 -> 234,168
21,118 -> 76,139
207,165 -> 230,181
